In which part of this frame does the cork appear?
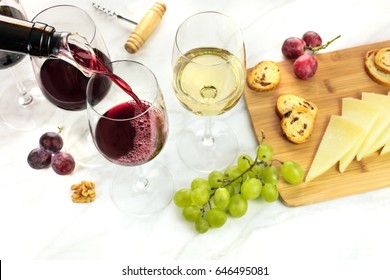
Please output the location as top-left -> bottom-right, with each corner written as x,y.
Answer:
124,2 -> 166,53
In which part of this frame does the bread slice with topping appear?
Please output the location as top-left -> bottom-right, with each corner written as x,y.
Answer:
276,94 -> 318,118
281,106 -> 315,144
364,49 -> 390,86
374,47 -> 390,74
247,60 -> 280,92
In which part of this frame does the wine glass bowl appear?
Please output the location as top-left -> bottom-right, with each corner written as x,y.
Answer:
87,60 -> 173,216
172,12 -> 246,117
87,62 -> 168,166
171,11 -> 246,171
30,5 -> 111,111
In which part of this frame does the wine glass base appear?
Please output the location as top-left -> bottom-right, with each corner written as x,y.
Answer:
110,161 -> 174,217
0,79 -> 56,131
177,119 -> 238,172
64,115 -> 109,167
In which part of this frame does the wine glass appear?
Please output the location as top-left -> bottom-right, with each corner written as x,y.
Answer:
0,0 -> 55,130
30,5 -> 111,166
171,12 -> 246,172
87,60 -> 173,216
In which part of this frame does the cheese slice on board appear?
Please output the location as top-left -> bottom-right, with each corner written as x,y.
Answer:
380,92 -> 390,155
305,115 -> 365,183
339,98 -> 380,172
360,92 -> 390,159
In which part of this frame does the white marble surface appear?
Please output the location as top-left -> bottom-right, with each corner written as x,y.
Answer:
1,0 -> 390,265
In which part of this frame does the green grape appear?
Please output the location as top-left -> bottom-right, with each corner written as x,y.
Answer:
245,170 -> 256,179
213,188 -> 230,208
256,143 -> 273,162
183,205 -> 201,222
240,178 -> 262,199
191,177 -> 211,191
252,163 -> 264,177
263,165 -> 279,185
228,194 -> 248,217
173,189 -> 192,208
281,160 -> 304,185
224,165 -> 242,183
208,170 -> 224,188
262,183 -> 279,202
237,154 -> 254,172
225,184 -> 236,196
191,187 -> 210,205
206,208 -> 227,228
195,217 -> 209,233
240,173 -> 251,184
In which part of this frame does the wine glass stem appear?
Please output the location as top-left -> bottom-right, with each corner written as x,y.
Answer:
202,117 -> 215,146
134,165 -> 149,192
12,68 -> 33,107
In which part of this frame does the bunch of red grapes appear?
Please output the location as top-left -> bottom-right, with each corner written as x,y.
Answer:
282,31 -> 340,79
27,130 -> 75,175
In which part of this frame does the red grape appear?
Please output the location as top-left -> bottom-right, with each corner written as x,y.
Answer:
39,132 -> 63,153
27,148 -> 52,169
281,37 -> 306,59
302,31 -> 322,48
293,54 -> 318,80
51,152 -> 75,175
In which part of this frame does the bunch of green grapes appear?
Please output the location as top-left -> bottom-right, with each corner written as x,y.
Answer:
173,136 -> 304,233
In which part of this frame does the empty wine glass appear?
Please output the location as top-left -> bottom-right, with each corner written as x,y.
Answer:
87,60 -> 173,216
30,5 -> 111,166
0,0 -> 55,130
171,12 -> 246,172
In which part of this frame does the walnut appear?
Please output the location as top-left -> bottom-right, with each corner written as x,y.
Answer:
71,180 -> 96,203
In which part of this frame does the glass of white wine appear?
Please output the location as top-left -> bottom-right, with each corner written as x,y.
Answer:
172,11 -> 246,172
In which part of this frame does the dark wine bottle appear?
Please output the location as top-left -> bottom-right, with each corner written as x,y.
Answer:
0,6 -> 27,68
0,14 -> 64,57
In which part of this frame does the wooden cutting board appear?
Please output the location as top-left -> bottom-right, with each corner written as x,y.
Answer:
244,40 -> 390,207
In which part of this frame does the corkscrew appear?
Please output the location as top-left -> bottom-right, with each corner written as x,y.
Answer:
92,2 -> 138,25
92,1 -> 166,53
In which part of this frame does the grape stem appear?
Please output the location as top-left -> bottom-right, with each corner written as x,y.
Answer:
307,34 -> 341,54
220,130 -> 268,187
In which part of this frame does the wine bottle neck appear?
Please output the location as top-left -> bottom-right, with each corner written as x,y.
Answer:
0,15 -> 65,57
27,21 -> 61,57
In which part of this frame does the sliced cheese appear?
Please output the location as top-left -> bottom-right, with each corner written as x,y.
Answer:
305,115 -> 365,183
380,91 -> 390,155
359,92 -> 390,159
339,98 -> 379,172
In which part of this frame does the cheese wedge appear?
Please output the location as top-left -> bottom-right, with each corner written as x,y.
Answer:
339,98 -> 379,172
305,115 -> 365,182
380,92 -> 390,155
359,92 -> 390,159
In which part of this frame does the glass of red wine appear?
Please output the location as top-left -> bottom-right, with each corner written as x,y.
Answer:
0,0 -> 55,130
87,60 -> 173,216
30,5 -> 111,166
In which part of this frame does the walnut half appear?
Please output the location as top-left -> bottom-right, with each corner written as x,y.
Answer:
71,180 -> 96,203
